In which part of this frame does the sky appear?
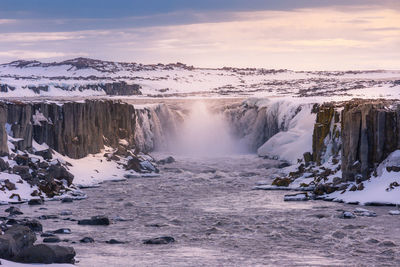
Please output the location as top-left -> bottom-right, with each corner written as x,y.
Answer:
0,0 -> 399,70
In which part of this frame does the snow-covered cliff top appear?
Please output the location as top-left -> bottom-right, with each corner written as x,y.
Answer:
0,57 -> 399,99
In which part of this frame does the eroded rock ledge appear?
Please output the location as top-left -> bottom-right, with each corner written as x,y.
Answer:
272,99 -> 400,203
0,99 -> 159,202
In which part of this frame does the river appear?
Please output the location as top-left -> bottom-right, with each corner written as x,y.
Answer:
3,152 -> 400,267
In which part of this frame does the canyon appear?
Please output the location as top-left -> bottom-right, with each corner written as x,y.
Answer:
0,58 -> 400,266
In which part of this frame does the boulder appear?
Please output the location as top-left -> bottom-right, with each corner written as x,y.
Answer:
78,216 -> 110,226
271,177 -> 291,187
52,228 -> 71,234
28,198 -> 44,205
14,155 -> 29,166
0,225 -> 36,259
5,206 -> 23,215
143,236 -> 175,245
0,157 -> 9,171
126,157 -> 142,172
157,156 -> 175,165
106,239 -> 125,244
15,244 -> 75,264
80,237 -> 94,243
339,211 -> 356,219
61,197 -> 73,203
34,149 -> 52,160
47,165 -> 74,186
43,236 -> 61,243
19,219 -> 43,232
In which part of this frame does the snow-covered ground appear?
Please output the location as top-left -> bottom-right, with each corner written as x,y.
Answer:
0,57 -> 399,99
0,259 -> 73,267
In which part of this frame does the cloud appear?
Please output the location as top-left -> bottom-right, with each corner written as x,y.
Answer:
0,50 -> 88,59
0,19 -> 16,24
0,6 -> 399,70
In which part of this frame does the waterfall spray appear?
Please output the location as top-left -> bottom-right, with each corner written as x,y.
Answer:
172,101 -> 243,156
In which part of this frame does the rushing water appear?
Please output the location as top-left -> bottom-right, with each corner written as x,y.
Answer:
3,152 -> 400,267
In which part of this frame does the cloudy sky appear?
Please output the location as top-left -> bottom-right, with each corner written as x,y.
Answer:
0,0 -> 399,70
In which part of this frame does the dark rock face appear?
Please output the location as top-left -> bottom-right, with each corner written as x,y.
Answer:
0,157 -> 9,171
312,104 -> 341,164
2,100 -> 136,159
81,82 -> 142,96
341,100 -> 400,181
0,103 -> 9,156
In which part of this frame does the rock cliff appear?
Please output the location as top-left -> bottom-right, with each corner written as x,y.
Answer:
3,100 -> 136,159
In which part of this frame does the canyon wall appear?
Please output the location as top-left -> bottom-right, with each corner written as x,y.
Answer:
1,100 -> 136,158
310,99 -> 400,183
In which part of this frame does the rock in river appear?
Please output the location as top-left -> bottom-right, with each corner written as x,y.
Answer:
15,244 -> 75,264
78,216 -> 110,226
143,236 -> 175,245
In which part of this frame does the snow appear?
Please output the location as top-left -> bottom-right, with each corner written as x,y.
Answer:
51,148 -> 135,188
0,58 -> 399,99
257,103 -> 316,163
326,150 -> 400,205
0,259 -> 73,267
0,173 -> 40,204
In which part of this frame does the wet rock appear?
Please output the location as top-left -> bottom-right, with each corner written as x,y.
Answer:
61,197 -> 73,203
284,192 -> 310,201
314,183 -> 338,195
366,238 -> 380,244
0,225 -> 36,260
28,198 -> 44,205
357,183 -> 365,191
78,216 -> 110,226
157,156 -> 175,165
80,237 -> 94,243
277,162 -> 290,169
20,219 -> 43,232
303,152 -> 313,166
4,179 -> 16,191
60,211 -> 72,216
125,157 -> 142,172
388,210 -> 400,215
271,177 -> 291,187
38,215 -> 59,220
14,155 -> 29,166
332,231 -> 346,239
5,206 -> 23,215
34,149 -> 52,160
112,216 -> 128,222
143,236 -> 175,245
47,165 -> 74,186
43,236 -> 61,243
106,239 -> 126,244
353,208 -> 377,217
15,244 -> 75,264
41,232 -> 56,238
12,165 -> 30,176
52,228 -> 71,234
380,241 -> 396,247
339,211 -> 356,219
349,185 -> 357,191
0,157 -> 9,171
